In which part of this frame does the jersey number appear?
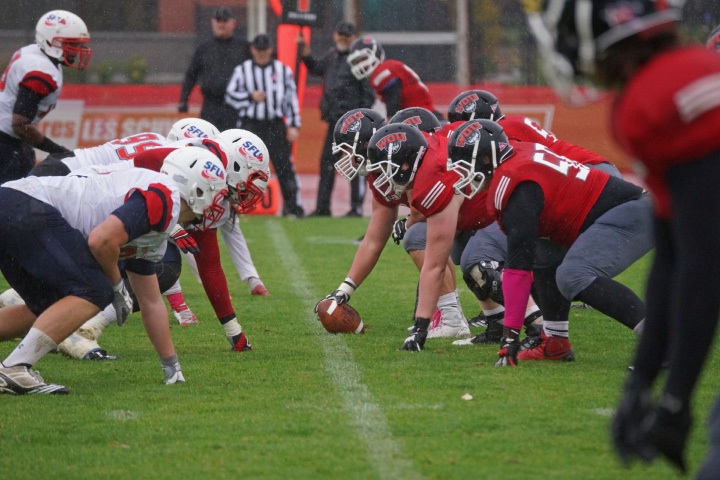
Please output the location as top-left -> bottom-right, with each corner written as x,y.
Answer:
532,146 -> 590,181
112,133 -> 164,160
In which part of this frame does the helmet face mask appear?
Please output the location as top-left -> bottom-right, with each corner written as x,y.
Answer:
332,109 -> 386,181
347,36 -> 385,80
167,118 -> 220,142
366,124 -> 427,200
448,120 -> 513,199
160,147 -> 229,230
216,129 -> 271,214
35,10 -> 92,70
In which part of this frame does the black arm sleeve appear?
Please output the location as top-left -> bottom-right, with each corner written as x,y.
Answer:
502,182 -> 544,271
383,80 -> 403,118
179,45 -> 204,104
13,85 -> 41,119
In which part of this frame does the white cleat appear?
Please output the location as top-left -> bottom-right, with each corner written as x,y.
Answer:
426,309 -> 471,339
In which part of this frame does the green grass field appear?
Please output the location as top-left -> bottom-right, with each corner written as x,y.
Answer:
0,215 -> 717,479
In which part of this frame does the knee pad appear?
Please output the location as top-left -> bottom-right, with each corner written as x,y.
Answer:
463,261 -> 504,304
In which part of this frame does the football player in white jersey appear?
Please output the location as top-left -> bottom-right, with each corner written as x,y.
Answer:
0,10 -> 91,183
0,147 -> 229,394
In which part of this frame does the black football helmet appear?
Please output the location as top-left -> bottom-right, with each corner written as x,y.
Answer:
366,123 -> 428,200
332,108 -> 386,181
447,90 -> 504,123
708,23 -> 720,52
448,120 -> 513,199
525,0 -> 682,103
389,107 -> 442,134
347,36 -> 385,80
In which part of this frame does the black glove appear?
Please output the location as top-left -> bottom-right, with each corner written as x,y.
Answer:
639,395 -> 692,473
401,317 -> 431,351
610,375 -> 654,467
392,217 -> 408,245
495,327 -> 520,366
178,102 -> 188,113
170,225 -> 200,254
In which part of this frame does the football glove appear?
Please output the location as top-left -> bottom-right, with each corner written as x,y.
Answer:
112,280 -> 133,326
392,217 -> 408,245
170,224 -> 200,254
638,395 -> 692,473
495,327 -> 520,366
161,354 -> 186,385
401,317 -> 431,351
315,277 -> 357,312
610,375 -> 654,467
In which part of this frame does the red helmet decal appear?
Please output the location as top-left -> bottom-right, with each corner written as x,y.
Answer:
454,93 -> 479,114
375,132 -> 407,152
340,111 -> 364,134
401,116 -> 423,126
456,122 -> 483,147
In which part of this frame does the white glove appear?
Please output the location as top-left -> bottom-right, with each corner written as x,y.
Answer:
161,355 -> 186,385
112,280 -> 133,326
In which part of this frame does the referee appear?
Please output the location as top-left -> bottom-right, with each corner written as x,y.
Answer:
225,33 -> 305,218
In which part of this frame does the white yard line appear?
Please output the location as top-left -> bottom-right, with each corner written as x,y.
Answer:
268,220 -> 421,480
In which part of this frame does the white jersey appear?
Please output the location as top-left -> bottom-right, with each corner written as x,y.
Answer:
3,165 -> 180,262
63,132 -> 169,171
0,44 -> 63,137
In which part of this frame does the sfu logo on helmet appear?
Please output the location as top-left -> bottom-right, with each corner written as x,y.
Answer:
241,141 -> 264,161
455,93 -> 479,114
202,161 -> 225,181
340,112 -> 364,134
185,126 -> 209,138
375,132 -> 406,154
456,122 -> 482,147
44,14 -> 67,27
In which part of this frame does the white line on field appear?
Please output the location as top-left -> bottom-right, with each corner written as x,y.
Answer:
268,221 -> 422,480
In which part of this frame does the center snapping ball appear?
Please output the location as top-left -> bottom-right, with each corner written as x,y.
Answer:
316,299 -> 365,334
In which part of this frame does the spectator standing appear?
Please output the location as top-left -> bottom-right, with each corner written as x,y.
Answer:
225,33 -> 305,218
299,21 -> 376,217
0,10 -> 91,184
178,7 -> 251,131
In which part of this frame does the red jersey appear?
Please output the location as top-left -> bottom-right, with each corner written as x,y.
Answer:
409,134 -> 494,231
612,46 -> 720,218
369,59 -> 435,112
487,142 -> 610,247
500,114 -> 607,165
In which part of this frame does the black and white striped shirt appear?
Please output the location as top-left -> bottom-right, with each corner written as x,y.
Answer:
225,59 -> 301,128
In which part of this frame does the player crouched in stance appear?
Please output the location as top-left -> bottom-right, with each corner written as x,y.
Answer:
446,119 -> 653,364
0,147 -> 229,394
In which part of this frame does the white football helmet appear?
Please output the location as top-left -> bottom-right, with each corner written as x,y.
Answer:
216,129 -> 271,213
167,118 -> 220,142
160,146 -> 229,230
35,10 -> 91,70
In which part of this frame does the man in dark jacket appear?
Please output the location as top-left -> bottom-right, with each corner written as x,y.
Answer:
178,7 -> 251,132
299,21 -> 376,217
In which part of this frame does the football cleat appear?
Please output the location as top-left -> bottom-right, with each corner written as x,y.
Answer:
453,317 -> 503,345
251,284 -> 270,296
228,332 -> 253,352
468,312 -> 488,328
83,348 -> 118,361
427,309 -> 470,339
0,365 -> 69,395
517,332 -> 575,361
172,304 -> 198,326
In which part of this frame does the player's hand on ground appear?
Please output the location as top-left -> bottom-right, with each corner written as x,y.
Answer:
495,328 -> 520,366
401,317 -> 431,351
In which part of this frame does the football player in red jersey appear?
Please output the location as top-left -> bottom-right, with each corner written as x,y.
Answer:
0,10 -> 91,183
527,0 -> 720,473
709,23 -> 720,53
347,36 -> 443,120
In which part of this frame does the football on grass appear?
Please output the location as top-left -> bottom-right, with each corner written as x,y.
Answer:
316,299 -> 365,334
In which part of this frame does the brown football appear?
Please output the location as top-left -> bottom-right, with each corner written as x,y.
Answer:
316,299 -> 365,334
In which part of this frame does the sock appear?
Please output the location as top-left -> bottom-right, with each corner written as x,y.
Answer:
162,280 -> 182,296
3,328 -> 58,367
437,292 -> 466,327
543,320 -> 569,338
165,292 -> 187,311
575,276 -> 645,329
524,305 -> 544,326
223,318 -> 242,338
